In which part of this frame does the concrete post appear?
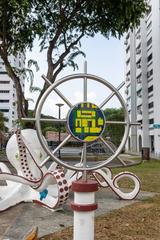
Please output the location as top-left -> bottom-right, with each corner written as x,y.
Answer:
71,180 -> 98,240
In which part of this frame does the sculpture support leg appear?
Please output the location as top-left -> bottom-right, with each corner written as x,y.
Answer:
71,180 -> 98,240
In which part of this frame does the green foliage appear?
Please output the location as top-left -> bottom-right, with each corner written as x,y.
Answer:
33,0 -> 148,44
0,0 -> 149,118
0,0 -> 34,54
103,108 -> 124,146
0,0 -> 149,60
21,110 -> 64,135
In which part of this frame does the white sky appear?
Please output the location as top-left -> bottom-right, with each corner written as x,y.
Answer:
25,34 -> 125,118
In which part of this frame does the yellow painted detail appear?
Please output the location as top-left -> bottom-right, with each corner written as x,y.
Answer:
81,103 -> 84,108
92,119 -> 95,126
91,104 -> 97,109
77,110 -> 81,118
77,110 -> 96,118
82,119 -> 88,127
90,127 -> 102,133
84,136 -> 97,141
82,110 -> 92,114
77,114 -> 91,119
75,128 -> 82,133
91,111 -> 96,117
98,117 -> 104,125
84,127 -> 89,133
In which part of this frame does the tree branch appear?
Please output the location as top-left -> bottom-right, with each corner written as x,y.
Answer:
53,33 -> 84,70
51,62 -> 64,82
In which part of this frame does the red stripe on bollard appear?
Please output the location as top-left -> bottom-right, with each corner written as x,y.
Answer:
71,202 -> 98,212
72,180 -> 98,192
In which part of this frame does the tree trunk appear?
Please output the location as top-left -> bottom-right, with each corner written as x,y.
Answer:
33,65 -> 56,117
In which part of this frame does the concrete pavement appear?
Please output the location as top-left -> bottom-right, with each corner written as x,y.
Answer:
0,188 -> 155,240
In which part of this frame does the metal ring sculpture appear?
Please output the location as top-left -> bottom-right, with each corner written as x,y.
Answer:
0,73 -> 141,212
36,73 -> 130,171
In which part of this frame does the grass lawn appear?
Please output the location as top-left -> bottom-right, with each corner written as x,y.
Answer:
39,159 -> 160,240
112,159 -> 160,193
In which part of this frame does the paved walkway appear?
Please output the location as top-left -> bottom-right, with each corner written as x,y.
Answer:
0,188 -> 155,240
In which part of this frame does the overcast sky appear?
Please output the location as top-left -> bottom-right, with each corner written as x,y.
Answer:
25,34 -> 125,118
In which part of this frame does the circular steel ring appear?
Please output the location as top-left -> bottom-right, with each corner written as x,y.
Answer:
35,73 -> 130,171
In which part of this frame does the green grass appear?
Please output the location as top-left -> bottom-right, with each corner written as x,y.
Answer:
112,159 -> 160,193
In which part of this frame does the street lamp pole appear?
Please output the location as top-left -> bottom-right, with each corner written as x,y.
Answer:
56,103 -> 64,158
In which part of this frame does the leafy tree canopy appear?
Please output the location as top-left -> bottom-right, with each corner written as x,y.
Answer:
103,108 -> 125,146
0,0 -> 149,118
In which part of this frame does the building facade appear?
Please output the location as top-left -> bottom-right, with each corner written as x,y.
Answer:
125,0 -> 160,158
0,53 -> 25,131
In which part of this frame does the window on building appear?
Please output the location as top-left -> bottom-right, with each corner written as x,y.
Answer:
126,46 -> 130,54
147,21 -> 152,30
0,109 -> 9,112
147,53 -> 152,62
0,100 -> 9,103
147,69 -> 153,78
148,102 -> 154,109
146,5 -> 152,16
0,81 -> 10,84
148,85 -> 153,93
138,120 -> 142,124
126,32 -> 130,40
147,37 -> 152,47
136,59 -> 141,68
149,118 -> 154,124
136,27 -> 141,38
126,58 -> 130,65
0,71 -> 7,74
0,90 -> 9,93
137,105 -> 142,114
137,74 -> 142,83
137,89 -> 142,97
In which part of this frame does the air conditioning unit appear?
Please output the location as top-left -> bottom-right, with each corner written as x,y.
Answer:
137,79 -> 141,83
136,49 -> 141,54
147,72 -> 151,78
124,40 -> 128,45
137,63 -> 141,68
136,34 -> 141,39
137,109 -> 142,115
125,88 -> 129,94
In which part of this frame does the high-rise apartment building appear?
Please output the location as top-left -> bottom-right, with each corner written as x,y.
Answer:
125,0 -> 160,158
0,53 -> 25,131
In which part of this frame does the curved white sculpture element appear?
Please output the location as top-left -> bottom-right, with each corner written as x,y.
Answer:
0,129 -> 70,211
92,168 -> 140,200
0,129 -> 141,211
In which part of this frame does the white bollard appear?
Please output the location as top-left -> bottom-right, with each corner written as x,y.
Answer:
71,180 -> 98,240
